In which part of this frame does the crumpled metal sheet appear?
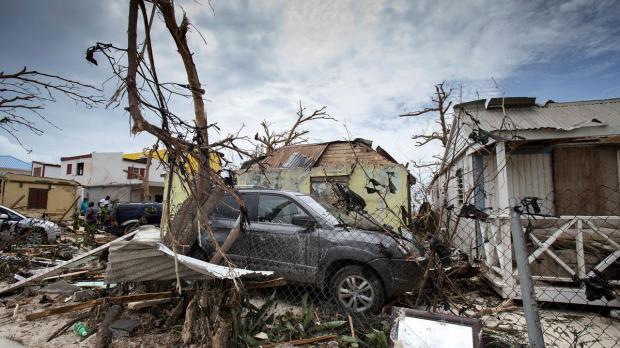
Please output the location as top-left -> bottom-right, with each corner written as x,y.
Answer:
105,227 -> 272,283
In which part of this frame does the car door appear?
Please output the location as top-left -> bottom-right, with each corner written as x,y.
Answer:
247,193 -> 319,283
205,193 -> 257,268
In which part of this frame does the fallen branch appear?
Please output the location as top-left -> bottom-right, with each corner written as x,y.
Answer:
95,304 -> 122,348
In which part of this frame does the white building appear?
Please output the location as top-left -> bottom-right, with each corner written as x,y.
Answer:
431,97 -> 620,307
60,151 -> 167,203
31,161 -> 62,178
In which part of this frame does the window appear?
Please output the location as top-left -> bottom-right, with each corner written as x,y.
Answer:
77,162 -> 84,176
310,176 -> 349,204
213,193 -> 257,220
127,167 -> 142,179
456,168 -> 464,204
214,195 -> 241,219
27,188 -> 48,209
258,194 -> 308,224
66,163 -> 72,175
0,207 -> 22,221
33,167 -> 42,177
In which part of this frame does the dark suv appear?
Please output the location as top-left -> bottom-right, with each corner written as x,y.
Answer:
108,202 -> 162,235
196,188 -> 425,313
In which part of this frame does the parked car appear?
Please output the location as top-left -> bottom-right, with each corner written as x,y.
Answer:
108,202 -> 162,235
0,204 -> 62,244
194,188 -> 426,313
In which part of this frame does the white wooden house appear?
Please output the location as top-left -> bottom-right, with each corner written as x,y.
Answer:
431,97 -> 620,306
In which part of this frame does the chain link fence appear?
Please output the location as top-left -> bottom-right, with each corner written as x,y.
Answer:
187,177 -> 620,347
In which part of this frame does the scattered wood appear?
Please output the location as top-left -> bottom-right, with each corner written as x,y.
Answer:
95,304 -> 122,348
25,291 -> 173,321
127,298 -> 170,310
47,312 -> 89,342
347,313 -> 356,338
0,230 -> 138,295
163,298 -> 186,328
472,299 -> 519,319
262,335 -> 338,348
42,270 -> 90,281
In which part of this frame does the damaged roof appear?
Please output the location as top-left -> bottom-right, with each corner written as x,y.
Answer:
255,140 -> 399,169
457,97 -> 620,133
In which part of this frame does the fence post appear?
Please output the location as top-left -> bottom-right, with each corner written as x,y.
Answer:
509,197 -> 545,348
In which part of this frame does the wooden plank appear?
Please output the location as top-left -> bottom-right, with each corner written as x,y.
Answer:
127,298 -> 171,310
554,145 -> 620,216
56,195 -> 80,223
0,230 -> 138,295
529,233 -> 576,277
26,291 -> 173,320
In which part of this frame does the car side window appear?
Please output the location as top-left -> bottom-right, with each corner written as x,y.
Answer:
257,195 -> 308,225
214,195 -> 241,219
0,207 -> 20,221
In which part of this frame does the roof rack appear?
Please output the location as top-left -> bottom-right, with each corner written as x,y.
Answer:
234,185 -> 272,190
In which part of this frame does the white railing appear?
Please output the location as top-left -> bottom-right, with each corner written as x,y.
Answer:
480,215 -> 620,305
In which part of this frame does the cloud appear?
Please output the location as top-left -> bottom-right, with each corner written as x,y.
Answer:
1,0 -> 619,167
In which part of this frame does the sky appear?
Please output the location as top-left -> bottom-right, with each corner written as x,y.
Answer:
1,0 -> 620,167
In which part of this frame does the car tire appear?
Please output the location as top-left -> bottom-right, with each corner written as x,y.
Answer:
331,265 -> 384,313
123,222 -> 140,235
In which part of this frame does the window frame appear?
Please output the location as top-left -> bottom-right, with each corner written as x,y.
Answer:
66,163 -> 72,175
76,162 -> 84,176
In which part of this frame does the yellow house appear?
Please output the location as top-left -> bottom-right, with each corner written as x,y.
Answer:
161,152 -> 222,231
237,140 -> 415,227
0,173 -> 79,219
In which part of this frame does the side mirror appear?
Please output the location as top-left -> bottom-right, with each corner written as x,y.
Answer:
0,214 -> 8,220
291,215 -> 316,229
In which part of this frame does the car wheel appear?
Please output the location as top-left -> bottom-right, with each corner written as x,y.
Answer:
331,265 -> 384,313
124,222 -> 140,235
25,228 -> 48,245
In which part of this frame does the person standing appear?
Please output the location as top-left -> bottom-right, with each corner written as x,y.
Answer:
85,202 -> 98,225
99,195 -> 110,208
80,198 -> 89,216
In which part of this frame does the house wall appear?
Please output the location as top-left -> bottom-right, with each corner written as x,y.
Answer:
237,163 -> 410,227
32,163 -> 62,179
0,174 -> 78,218
61,152 -> 166,187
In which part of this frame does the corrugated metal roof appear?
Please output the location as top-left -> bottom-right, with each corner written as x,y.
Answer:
260,143 -> 329,168
281,152 -> 315,169
459,98 -> 620,132
0,155 -> 31,171
105,227 -> 272,283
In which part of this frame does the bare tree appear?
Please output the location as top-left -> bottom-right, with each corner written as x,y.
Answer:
88,1 -> 260,345
400,82 -> 452,148
254,102 -> 334,156
0,67 -> 102,151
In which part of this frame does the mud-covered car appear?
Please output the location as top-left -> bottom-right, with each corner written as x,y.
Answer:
0,204 -> 62,245
194,188 -> 426,313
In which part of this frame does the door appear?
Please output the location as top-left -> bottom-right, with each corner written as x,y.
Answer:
247,193 -> 319,283
207,193 -> 257,268
553,145 -> 620,216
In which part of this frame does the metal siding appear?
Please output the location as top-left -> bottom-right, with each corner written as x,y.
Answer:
458,98 -> 620,133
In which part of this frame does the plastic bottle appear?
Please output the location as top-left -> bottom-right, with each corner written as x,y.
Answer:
73,322 -> 88,338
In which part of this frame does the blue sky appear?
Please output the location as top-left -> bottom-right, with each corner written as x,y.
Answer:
1,0 -> 619,166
